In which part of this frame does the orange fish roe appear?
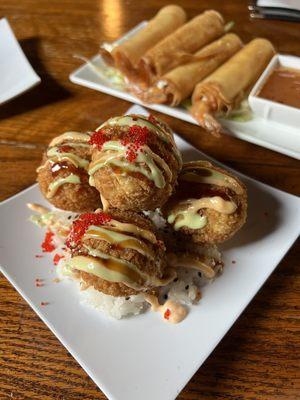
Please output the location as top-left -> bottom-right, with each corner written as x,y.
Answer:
53,253 -> 64,266
41,231 -> 56,253
164,309 -> 171,320
89,129 -> 109,150
66,212 -> 112,248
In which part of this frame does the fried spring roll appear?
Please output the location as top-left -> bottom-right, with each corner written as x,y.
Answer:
137,10 -> 225,85
100,5 -> 186,72
133,33 -> 243,106
191,38 -> 275,136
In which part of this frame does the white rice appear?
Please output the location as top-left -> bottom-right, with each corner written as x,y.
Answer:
80,288 -> 147,320
56,258 -> 206,319
56,259 -> 148,319
159,268 -> 205,306
77,267 -> 204,319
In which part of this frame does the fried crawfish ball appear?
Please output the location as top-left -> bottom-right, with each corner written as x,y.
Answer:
88,114 -> 182,211
65,209 -> 174,297
162,161 -> 247,244
37,132 -> 101,212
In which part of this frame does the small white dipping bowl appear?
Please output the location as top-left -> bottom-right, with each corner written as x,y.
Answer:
248,54 -> 300,128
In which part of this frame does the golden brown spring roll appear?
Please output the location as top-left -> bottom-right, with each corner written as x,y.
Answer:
100,5 -> 186,72
191,38 -> 275,136
133,33 -> 243,106
137,10 -> 225,85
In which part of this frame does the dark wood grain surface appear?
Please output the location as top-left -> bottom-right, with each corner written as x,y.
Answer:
0,1 -> 299,399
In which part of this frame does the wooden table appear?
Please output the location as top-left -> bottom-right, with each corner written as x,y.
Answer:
0,1 -> 299,399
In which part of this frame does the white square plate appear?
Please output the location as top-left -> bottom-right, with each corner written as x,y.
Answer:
70,23 -> 300,160
0,18 -> 41,105
0,105 -> 299,400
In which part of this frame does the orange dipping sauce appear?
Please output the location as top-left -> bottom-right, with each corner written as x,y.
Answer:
258,66 -> 300,109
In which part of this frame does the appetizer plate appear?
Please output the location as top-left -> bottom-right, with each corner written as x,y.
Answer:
0,18 -> 41,105
70,23 -> 300,161
0,105 -> 300,400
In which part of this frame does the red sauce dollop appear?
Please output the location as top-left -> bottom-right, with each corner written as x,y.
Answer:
164,308 -> 171,320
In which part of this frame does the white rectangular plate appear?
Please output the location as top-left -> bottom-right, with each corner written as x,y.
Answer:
0,18 -> 41,104
69,23 -> 300,161
0,105 -> 300,400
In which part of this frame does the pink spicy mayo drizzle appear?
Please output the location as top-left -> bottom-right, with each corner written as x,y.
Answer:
144,294 -> 187,324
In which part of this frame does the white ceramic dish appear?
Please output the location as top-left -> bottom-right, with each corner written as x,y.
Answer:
0,18 -> 41,105
70,23 -> 300,161
249,54 -> 300,128
1,104 -> 300,400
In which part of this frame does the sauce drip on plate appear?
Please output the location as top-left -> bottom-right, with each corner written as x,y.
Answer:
144,294 -> 187,324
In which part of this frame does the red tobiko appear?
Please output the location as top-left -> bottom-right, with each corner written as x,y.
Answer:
122,125 -> 149,147
121,125 -> 149,162
89,124 -> 149,162
66,212 -> 112,248
41,231 -> 55,253
53,253 -> 64,266
89,129 -> 109,150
